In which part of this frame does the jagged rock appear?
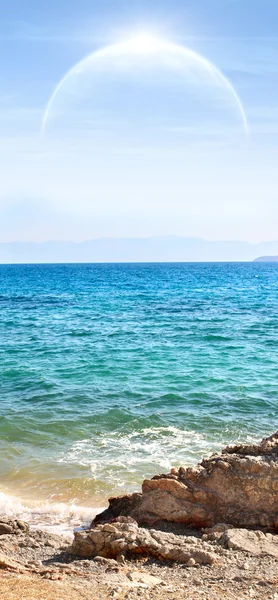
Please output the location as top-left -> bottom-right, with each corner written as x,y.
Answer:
72,521 -> 217,565
220,529 -> 278,558
93,495 -> 142,525
93,431 -> 278,531
0,518 -> 29,535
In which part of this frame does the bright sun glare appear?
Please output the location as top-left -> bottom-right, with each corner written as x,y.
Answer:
41,31 -> 249,136
125,33 -> 163,54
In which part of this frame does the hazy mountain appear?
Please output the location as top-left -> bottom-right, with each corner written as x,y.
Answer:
1,237 -> 278,264
253,256 -> 278,262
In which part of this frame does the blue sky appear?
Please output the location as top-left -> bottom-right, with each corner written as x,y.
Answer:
1,0 -> 278,243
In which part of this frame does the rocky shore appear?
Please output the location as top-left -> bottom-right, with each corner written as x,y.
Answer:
92,430 -> 278,531
0,432 -> 277,599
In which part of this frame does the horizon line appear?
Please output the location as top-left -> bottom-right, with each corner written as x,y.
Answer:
1,236 -> 278,245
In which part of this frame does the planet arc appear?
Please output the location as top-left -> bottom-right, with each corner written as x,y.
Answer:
41,36 -> 249,136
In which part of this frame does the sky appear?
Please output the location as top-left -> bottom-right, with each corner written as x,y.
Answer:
1,0 -> 278,244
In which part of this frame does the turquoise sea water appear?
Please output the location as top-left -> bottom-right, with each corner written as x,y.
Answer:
0,263 -> 277,530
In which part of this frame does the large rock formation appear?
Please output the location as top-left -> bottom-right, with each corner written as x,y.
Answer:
93,432 -> 278,532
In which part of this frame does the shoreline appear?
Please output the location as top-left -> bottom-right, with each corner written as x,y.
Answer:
0,431 -> 277,599
0,490 -> 104,538
1,429 -> 277,535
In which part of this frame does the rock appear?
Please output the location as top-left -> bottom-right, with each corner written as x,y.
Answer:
93,432 -> 278,531
0,551 -> 25,571
116,552 -> 126,564
72,533 -> 95,558
203,523 -> 235,541
220,529 -> 278,558
0,518 -> 29,535
0,524 -> 13,535
72,521 -> 217,565
93,495 -> 142,526
94,556 -> 118,566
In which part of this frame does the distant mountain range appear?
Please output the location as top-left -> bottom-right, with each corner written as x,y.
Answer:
253,256 -> 278,262
1,237 -> 278,264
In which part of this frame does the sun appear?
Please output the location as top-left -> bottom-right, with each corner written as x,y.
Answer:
125,33 -> 163,54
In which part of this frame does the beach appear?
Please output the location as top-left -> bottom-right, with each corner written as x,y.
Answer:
0,432 -> 277,600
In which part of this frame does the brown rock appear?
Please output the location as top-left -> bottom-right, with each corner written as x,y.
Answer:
0,524 -> 13,535
93,494 -> 142,526
72,532 -> 95,558
93,432 -> 278,531
203,523 -> 234,534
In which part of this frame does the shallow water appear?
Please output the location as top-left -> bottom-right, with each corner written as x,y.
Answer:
0,263 -> 277,530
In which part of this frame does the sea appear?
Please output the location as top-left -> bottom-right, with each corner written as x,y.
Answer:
0,262 -> 277,535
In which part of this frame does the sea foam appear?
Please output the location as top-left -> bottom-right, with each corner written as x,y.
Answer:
0,491 -> 101,537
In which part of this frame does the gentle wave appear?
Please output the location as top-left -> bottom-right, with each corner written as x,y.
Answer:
0,423 -> 262,508
0,491 -> 101,537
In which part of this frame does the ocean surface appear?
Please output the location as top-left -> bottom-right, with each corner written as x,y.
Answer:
0,262 -> 277,534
